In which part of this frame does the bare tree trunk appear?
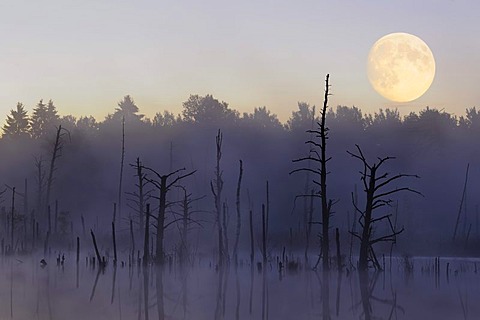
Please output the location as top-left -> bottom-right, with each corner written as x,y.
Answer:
118,116 -> 125,222
34,157 -> 44,221
262,204 -> 267,267
266,181 -> 270,250
130,219 -> 135,262
76,236 -> 80,264
291,74 -> 333,271
143,166 -> 195,266
91,229 -> 102,268
10,187 -> 15,249
453,163 -> 469,242
335,228 -> 341,271
136,158 -> 144,229
348,145 -> 421,272
46,125 -> 63,218
156,177 -> 167,265
222,202 -> 230,264
143,204 -> 150,265
112,221 -> 117,265
320,75 -> 331,271
305,189 -> 314,263
181,193 -> 188,266
211,130 -> 224,267
249,209 -> 254,266
24,179 -> 29,226
233,160 -> 243,267
54,200 -> 58,234
112,203 -> 117,225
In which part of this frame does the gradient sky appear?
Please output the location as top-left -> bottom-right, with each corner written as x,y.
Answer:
0,0 -> 478,122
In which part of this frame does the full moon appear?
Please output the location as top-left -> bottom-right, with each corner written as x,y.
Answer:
367,32 -> 435,102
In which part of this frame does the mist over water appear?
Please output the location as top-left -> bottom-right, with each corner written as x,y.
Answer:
2,253 -> 479,320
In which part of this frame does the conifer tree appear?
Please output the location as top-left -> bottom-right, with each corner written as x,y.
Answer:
3,102 -> 30,138
31,99 -> 59,138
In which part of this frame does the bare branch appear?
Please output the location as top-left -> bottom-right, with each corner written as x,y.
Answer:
373,187 -> 423,200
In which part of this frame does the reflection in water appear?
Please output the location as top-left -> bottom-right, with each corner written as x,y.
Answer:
2,255 -> 480,319
335,271 -> 342,317
359,271 -> 373,320
181,266 -> 188,319
214,266 -> 230,320
321,271 -> 330,320
111,265 -> 117,304
358,271 -> 404,320
214,266 -> 223,320
249,264 -> 254,315
235,269 -> 240,320
261,266 -> 269,320
89,267 -> 102,301
144,266 -> 149,320
155,267 -> 164,320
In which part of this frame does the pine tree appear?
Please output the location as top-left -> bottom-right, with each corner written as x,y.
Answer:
31,99 -> 60,138
113,95 -> 143,121
2,102 -> 30,138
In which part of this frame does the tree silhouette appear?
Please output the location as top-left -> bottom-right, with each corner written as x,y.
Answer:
241,106 -> 282,129
113,95 -> 144,122
286,102 -> 316,131
211,129 -> 226,267
182,94 -> 238,125
153,111 -> 179,127
76,116 -> 99,136
3,102 -> 30,138
347,144 -> 421,271
143,166 -> 196,265
291,74 -> 334,271
31,99 -> 60,139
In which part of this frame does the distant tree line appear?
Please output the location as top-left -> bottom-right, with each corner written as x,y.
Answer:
3,94 -> 479,141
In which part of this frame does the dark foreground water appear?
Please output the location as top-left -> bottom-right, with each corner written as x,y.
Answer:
1,253 -> 479,319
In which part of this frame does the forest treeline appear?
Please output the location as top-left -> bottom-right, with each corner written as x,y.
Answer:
0,93 -> 479,257
3,94 -> 480,138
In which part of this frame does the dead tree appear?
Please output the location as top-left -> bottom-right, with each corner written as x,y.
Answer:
143,166 -> 196,265
291,74 -> 334,271
176,186 -> 205,266
127,157 -> 152,229
453,163 -> 469,242
233,160 -> 243,267
222,202 -> 229,265
23,179 -> 29,224
45,125 -> 69,219
211,129 -> 226,267
347,144 -> 422,271
117,116 -> 125,221
143,204 -> 150,265
34,156 -> 46,220
10,187 -> 15,249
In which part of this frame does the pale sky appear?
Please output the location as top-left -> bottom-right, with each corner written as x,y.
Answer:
0,0 -> 478,122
